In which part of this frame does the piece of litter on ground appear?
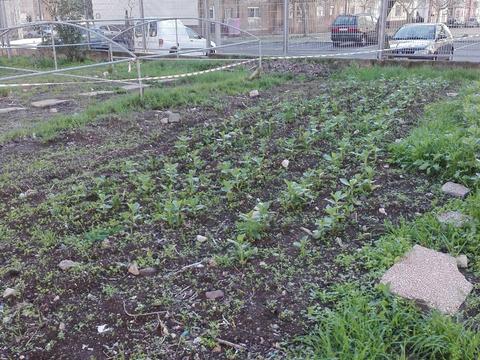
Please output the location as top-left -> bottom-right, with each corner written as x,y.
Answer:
97,324 -> 111,333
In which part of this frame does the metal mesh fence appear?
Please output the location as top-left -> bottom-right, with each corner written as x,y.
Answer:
1,0 -> 480,61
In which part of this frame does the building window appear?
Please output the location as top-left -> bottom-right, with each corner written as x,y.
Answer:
224,8 -> 233,19
316,5 -> 324,17
395,5 -> 402,17
330,6 -> 334,16
209,7 -> 214,18
248,7 -> 260,18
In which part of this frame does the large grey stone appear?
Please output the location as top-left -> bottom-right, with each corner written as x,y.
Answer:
437,211 -> 471,228
380,245 -> 472,314
249,89 -> 260,98
0,107 -> 25,114
166,111 -> 180,123
441,182 -> 470,198
58,259 -> 80,271
31,99 -> 69,108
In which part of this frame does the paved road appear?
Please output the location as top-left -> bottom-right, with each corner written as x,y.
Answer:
8,35 -> 480,62
218,38 -> 480,62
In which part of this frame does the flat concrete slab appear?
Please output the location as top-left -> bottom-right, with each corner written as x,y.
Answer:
380,245 -> 472,314
31,99 -> 69,108
441,182 -> 470,199
121,84 -> 150,91
0,107 -> 25,114
437,211 -> 471,227
79,90 -> 115,97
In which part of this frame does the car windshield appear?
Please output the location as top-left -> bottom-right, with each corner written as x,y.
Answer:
393,25 -> 435,40
334,16 -> 357,26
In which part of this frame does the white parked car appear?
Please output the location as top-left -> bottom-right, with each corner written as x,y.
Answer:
134,19 -> 215,56
386,23 -> 454,61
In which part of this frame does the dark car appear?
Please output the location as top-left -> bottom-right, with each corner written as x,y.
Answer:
331,14 -> 377,47
465,17 -> 479,27
446,18 -> 464,28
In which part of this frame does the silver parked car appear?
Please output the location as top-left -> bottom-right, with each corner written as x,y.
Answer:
386,23 -> 454,60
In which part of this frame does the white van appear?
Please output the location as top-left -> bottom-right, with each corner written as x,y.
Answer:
134,19 -> 215,56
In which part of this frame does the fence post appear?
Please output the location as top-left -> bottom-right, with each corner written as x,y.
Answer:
51,25 -> 58,70
175,18 -> 179,58
139,0 -> 146,52
283,0 -> 289,55
84,0 -> 91,50
214,0 -> 221,46
6,32 -> 11,59
377,0 -> 388,60
136,58 -> 144,99
203,0 -> 211,48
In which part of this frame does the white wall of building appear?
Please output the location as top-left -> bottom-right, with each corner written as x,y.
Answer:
92,0 -> 199,26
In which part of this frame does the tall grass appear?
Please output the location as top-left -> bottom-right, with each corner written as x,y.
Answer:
1,70 -> 287,142
335,64 -> 480,82
291,287 -> 480,360
391,89 -> 480,185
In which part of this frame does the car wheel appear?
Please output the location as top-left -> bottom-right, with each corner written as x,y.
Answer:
447,49 -> 454,61
360,34 -> 367,46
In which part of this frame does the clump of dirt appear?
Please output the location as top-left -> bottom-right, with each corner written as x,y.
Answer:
262,59 -> 332,78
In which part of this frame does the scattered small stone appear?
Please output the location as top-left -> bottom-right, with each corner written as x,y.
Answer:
2,288 -> 17,299
196,235 -> 207,243
19,189 -> 37,199
446,92 -> 458,97
441,182 -> 470,199
207,258 -> 218,267
300,227 -> 313,236
335,237 -> 345,248
139,267 -> 157,276
379,207 -> 387,216
49,108 -> 58,113
380,245 -> 473,314
53,295 -> 60,302
281,159 -> 289,169
383,164 -> 390,168
87,293 -> 98,301
101,238 -> 111,249
166,111 -> 181,123
0,107 -> 25,114
59,322 -> 66,331
58,259 -> 80,271
205,290 -> 224,300
193,336 -> 202,345
259,261 -> 267,267
160,117 -> 169,124
128,262 -> 140,276
456,255 -> 468,269
249,89 -> 260,98
31,99 -> 69,108
437,211 -> 471,228
212,345 -> 222,352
